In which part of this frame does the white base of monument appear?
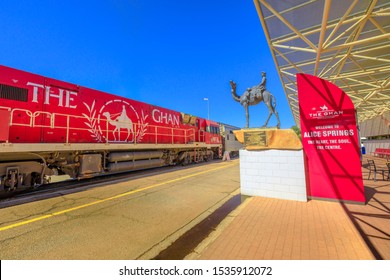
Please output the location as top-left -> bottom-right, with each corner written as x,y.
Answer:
240,149 -> 307,202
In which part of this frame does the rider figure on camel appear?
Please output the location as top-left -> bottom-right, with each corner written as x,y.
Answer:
259,71 -> 266,93
247,71 -> 267,98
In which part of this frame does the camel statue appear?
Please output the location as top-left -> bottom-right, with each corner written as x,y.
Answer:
102,105 -> 134,141
230,80 -> 280,128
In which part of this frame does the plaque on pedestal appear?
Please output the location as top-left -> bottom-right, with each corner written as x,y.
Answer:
234,128 -> 302,151
244,130 -> 267,147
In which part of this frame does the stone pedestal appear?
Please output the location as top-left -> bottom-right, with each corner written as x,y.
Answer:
240,149 -> 307,202
235,128 -> 307,202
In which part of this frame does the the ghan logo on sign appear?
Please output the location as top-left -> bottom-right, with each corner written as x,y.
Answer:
308,104 -> 343,119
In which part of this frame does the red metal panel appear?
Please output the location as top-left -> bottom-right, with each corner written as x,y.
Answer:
0,65 -> 45,143
0,108 -> 10,142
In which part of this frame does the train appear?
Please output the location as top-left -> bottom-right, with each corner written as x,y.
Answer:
0,65 -> 240,193
219,123 -> 243,158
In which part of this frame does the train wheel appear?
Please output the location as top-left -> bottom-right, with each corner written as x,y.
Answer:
182,154 -> 190,166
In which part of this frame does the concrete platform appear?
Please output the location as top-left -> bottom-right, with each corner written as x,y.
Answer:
187,154 -> 390,260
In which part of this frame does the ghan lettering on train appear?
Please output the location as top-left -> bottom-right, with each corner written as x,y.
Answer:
152,108 -> 180,126
27,82 -> 78,109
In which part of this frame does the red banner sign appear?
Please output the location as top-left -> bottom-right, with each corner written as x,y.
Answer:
297,74 -> 365,203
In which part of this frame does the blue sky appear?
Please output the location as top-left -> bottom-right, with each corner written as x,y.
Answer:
0,0 -> 295,129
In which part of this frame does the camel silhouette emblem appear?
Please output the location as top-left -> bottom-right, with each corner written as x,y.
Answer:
102,105 -> 134,142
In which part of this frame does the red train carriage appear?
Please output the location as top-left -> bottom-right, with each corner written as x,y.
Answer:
0,65 -> 222,192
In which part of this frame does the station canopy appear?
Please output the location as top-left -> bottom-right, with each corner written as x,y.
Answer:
254,0 -> 390,126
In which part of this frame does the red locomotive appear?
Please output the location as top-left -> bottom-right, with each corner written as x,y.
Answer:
0,65 -> 223,192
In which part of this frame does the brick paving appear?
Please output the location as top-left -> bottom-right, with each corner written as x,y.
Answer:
187,154 -> 389,260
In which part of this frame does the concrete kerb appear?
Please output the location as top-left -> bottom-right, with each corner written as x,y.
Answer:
184,195 -> 253,260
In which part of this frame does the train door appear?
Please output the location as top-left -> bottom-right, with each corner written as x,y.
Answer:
42,78 -> 79,143
0,108 -> 10,142
196,119 -> 205,143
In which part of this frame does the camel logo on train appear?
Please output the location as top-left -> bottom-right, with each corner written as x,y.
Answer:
83,99 -> 149,143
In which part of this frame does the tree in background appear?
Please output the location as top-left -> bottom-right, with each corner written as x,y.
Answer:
291,125 -> 301,141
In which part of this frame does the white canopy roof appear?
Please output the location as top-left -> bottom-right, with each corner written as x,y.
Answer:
254,0 -> 390,125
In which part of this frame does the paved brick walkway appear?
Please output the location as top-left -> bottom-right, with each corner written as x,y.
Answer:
186,155 -> 389,260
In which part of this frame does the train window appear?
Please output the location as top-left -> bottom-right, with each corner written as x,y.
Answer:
0,84 -> 28,102
207,126 -> 220,134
